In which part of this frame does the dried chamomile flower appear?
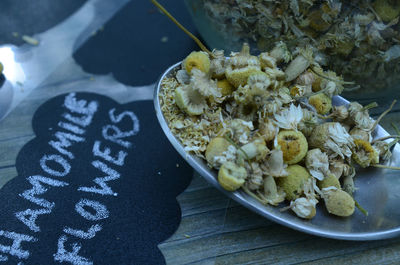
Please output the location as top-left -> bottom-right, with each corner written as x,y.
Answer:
228,119 -> 253,144
296,71 -> 316,87
287,196 -> 317,219
277,130 -> 308,165
262,148 -> 288,177
323,188 -> 355,217
318,174 -> 341,190
273,104 -> 303,131
265,67 -> 286,82
247,71 -> 271,91
259,118 -> 278,142
372,0 -> 400,22
373,141 -> 393,161
190,69 -> 221,98
298,109 -> 319,138
285,47 -> 313,82
176,69 -> 190,84
174,85 -> 207,115
277,165 -> 311,201
349,127 -> 372,142
210,49 -> 226,79
309,122 -> 354,159
183,51 -> 211,74
263,175 -> 286,206
213,145 -> 237,169
234,72 -> 271,106
236,102 -> 258,121
290,85 -> 312,97
246,162 -> 264,190
283,178 -> 319,219
270,41 -> 291,63
259,52 -> 277,69
217,79 -> 235,96
347,102 -> 375,131
218,161 -> 247,191
308,93 -> 332,115
225,43 -> 261,87
329,158 -> 354,179
239,138 -> 269,161
330,105 -> 349,122
352,139 -> 379,168
205,137 -> 232,168
305,148 -> 329,181
318,71 -> 344,97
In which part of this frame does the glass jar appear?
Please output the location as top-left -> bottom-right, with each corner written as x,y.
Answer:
184,0 -> 400,99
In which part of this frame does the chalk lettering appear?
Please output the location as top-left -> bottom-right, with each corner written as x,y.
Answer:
63,224 -> 102,240
75,199 -> 109,221
0,255 -> 7,261
58,122 -> 85,135
108,109 -> 140,134
49,132 -> 85,160
40,154 -> 71,177
19,175 -> 68,209
53,235 -> 92,265
78,160 -> 120,196
92,141 -> 127,166
101,109 -> 139,148
15,209 -> 52,233
63,93 -> 98,127
0,230 -> 37,260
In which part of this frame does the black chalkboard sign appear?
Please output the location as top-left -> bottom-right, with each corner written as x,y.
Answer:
0,92 -> 192,264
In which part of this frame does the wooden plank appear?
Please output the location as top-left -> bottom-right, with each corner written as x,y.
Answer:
0,166 -> 17,189
160,225 -> 311,265
0,134 -> 34,167
213,235 -> 400,265
299,241 -> 400,265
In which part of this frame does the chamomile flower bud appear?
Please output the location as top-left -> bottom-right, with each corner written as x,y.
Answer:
323,189 -> 355,217
318,174 -> 341,190
309,122 -> 354,159
218,161 -> 247,191
259,52 -> 277,69
225,43 -> 261,87
205,137 -> 233,168
373,141 -> 392,161
270,41 -> 291,63
277,165 -> 311,201
305,148 -> 330,181
331,105 -> 349,122
217,79 -> 234,96
289,197 -> 317,219
349,127 -> 371,142
352,139 -> 379,168
277,130 -> 308,165
183,51 -> 211,74
308,93 -> 332,115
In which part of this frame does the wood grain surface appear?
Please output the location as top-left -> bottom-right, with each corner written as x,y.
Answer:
1,59 -> 400,264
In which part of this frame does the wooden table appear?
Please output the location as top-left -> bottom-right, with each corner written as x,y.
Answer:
2,55 -> 400,264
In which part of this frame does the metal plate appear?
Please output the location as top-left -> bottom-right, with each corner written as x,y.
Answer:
154,62 -> 400,241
